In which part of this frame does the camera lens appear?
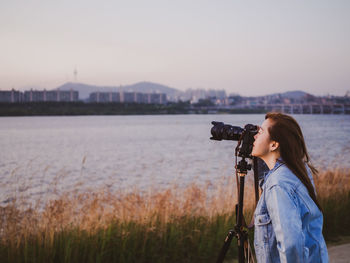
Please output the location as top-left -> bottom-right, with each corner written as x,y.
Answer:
210,121 -> 244,141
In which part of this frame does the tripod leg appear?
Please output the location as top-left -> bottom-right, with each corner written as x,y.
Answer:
216,229 -> 235,263
245,237 -> 256,263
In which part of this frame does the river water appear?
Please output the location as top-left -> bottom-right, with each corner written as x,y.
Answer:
1,114 -> 349,205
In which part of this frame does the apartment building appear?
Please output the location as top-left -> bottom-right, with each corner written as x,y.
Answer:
0,89 -> 23,102
89,91 -> 167,104
24,89 -> 79,102
0,89 -> 79,102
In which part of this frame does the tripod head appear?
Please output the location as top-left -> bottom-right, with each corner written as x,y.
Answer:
236,158 -> 251,175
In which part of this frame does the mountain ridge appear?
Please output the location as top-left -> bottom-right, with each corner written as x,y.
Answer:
56,81 -> 180,100
56,82 -> 314,101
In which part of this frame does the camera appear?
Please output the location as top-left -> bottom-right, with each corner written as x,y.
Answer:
210,121 -> 258,158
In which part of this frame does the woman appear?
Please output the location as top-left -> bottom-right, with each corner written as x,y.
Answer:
252,112 -> 328,262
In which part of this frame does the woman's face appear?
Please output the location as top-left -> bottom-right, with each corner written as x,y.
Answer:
252,118 -> 274,158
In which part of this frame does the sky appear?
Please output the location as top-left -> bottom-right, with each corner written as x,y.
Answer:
0,0 -> 349,96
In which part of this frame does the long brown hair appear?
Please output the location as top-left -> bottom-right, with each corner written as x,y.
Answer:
265,112 -> 322,211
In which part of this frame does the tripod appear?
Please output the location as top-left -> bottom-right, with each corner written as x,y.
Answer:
216,157 -> 259,263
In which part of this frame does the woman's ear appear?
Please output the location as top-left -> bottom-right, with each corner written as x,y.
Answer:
270,141 -> 280,152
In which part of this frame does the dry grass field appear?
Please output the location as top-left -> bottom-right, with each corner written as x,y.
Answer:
0,167 -> 349,262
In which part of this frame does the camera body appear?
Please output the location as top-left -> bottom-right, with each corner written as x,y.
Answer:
210,121 -> 258,158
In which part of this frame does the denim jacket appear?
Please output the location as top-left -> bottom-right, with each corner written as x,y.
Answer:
254,160 -> 329,262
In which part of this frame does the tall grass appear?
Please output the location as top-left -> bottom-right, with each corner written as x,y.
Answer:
315,168 -> 350,240
0,168 -> 349,263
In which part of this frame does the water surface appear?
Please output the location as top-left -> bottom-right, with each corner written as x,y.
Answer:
1,114 -> 349,204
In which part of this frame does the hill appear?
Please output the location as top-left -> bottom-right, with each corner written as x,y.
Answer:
280,90 -> 310,99
270,90 -> 310,99
56,81 -> 181,100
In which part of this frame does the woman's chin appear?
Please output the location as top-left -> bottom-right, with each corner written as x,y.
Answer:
251,152 -> 261,158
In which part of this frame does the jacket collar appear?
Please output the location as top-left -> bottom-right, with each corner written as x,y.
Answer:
260,158 -> 284,188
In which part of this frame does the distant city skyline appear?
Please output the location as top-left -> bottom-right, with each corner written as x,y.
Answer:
1,0 -> 349,96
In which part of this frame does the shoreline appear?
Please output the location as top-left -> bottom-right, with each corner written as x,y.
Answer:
4,101 -> 350,116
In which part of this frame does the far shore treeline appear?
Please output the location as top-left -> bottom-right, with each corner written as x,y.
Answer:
0,101 -> 266,116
